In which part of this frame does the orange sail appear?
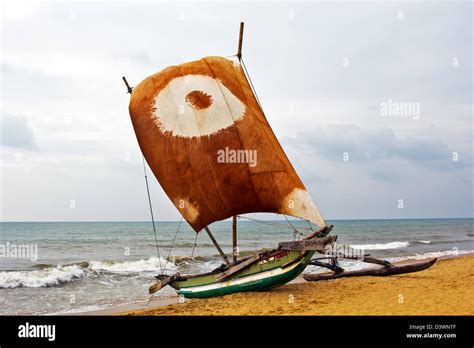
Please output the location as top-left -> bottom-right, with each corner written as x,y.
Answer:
129,56 -> 326,232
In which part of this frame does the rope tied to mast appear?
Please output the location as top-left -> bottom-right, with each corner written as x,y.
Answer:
163,217 -> 183,272
142,157 -> 164,275
283,214 -> 305,240
236,215 -> 314,232
186,233 -> 199,276
240,58 -> 265,115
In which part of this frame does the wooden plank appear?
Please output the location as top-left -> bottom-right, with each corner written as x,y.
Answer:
148,274 -> 179,294
216,253 -> 261,281
278,235 -> 337,252
304,258 -> 437,282
303,224 -> 334,240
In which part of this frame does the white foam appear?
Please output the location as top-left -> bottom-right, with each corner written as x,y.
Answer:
50,304 -> 113,315
350,241 -> 410,250
0,265 -> 86,288
0,257 -> 177,288
88,256 -> 175,273
416,240 -> 431,244
388,249 -> 474,262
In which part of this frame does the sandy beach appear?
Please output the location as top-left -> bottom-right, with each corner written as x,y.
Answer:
119,254 -> 474,316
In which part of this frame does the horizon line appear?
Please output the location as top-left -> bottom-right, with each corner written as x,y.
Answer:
1,217 -> 473,223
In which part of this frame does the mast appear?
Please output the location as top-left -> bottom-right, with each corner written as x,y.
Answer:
230,23 -> 244,265
237,22 -> 244,60
228,25 -> 244,266
122,76 -> 133,94
232,216 -> 237,264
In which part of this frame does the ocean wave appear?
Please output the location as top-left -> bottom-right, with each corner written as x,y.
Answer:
415,240 -> 431,244
388,249 -> 474,262
350,241 -> 410,250
0,257 -> 177,289
0,265 -> 86,289
88,257 -> 175,273
167,255 -> 213,265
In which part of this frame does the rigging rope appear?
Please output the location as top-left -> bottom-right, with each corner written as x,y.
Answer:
239,58 -> 311,240
241,58 -> 265,115
142,157 -> 164,275
163,217 -> 183,272
283,214 -> 298,233
236,215 -> 313,232
283,214 -> 305,240
240,58 -> 320,241
186,233 -> 199,276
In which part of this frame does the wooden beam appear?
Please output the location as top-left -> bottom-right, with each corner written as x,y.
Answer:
232,216 -> 237,264
237,22 -> 244,60
309,260 -> 345,273
278,235 -> 337,253
148,274 -> 178,294
303,224 -> 334,240
335,254 -> 392,267
204,227 -> 231,265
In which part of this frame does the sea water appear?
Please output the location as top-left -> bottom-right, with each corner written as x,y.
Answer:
0,218 -> 472,315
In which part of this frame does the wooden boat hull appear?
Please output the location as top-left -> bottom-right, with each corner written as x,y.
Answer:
171,250 -> 315,298
303,258 -> 437,282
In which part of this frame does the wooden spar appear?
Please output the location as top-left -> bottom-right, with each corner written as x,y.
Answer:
232,216 -> 237,264
348,256 -> 392,267
149,274 -> 179,294
237,22 -> 244,60
278,235 -> 337,253
303,224 -> 334,240
122,76 -> 133,94
304,258 -> 437,282
204,227 -> 231,265
309,260 -> 345,273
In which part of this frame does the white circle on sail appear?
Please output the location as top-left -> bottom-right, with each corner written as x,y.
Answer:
152,74 -> 246,138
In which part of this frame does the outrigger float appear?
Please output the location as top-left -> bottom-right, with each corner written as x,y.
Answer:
124,23 -> 437,299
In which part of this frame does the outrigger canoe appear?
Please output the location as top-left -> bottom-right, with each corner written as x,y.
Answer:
124,22 -> 437,300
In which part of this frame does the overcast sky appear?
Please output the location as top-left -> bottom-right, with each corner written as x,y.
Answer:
1,1 -> 472,222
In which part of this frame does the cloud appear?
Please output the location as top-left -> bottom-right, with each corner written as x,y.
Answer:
1,64 -> 79,102
0,1 -> 471,221
1,114 -> 38,150
287,124 -> 463,171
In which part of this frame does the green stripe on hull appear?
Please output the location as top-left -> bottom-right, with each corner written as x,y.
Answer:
175,251 -> 315,299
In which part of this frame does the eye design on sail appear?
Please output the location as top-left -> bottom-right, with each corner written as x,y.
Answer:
152,74 -> 246,138
185,90 -> 213,110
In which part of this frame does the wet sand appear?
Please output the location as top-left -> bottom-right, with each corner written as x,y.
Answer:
117,255 -> 474,316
